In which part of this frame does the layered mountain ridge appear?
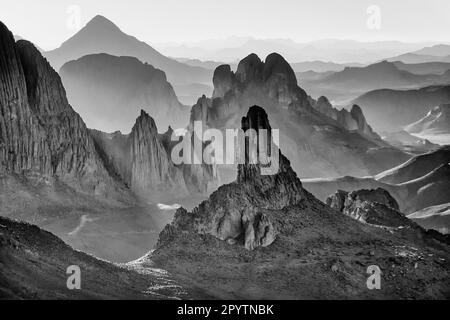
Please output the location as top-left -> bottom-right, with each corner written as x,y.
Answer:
190,52 -> 408,179
60,53 -> 190,133
43,15 -> 211,86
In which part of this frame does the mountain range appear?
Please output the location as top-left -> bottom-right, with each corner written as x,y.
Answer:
193,53 -> 409,181
303,146 -> 450,216
60,53 -> 189,133
300,61 -> 450,103
353,85 -> 450,132
156,37 -> 435,64
387,44 -> 450,64
405,104 -> 450,135
43,15 -> 212,89
1,15 -> 450,300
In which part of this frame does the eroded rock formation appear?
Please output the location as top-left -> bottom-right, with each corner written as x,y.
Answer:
158,105 -> 307,250
0,21 -> 128,200
326,188 -> 411,227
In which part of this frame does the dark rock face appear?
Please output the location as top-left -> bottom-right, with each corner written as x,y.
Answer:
158,106 -> 306,250
326,188 -> 409,227
0,22 -> 127,199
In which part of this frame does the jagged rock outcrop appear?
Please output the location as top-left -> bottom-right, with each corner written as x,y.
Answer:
326,188 -> 410,227
90,110 -> 218,200
158,106 -> 307,250
311,96 -> 380,140
129,110 -> 187,198
189,53 -> 408,180
0,21 -> 127,200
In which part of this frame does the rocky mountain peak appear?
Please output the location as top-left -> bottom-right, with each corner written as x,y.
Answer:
212,64 -> 235,98
237,105 -> 295,182
76,15 -> 123,38
129,109 -> 187,199
263,52 -> 297,84
235,53 -> 263,83
326,188 -> 409,227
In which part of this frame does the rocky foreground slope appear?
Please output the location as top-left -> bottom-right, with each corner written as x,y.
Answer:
0,216 -> 209,299
150,106 -> 450,299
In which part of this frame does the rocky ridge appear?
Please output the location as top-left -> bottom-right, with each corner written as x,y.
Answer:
311,96 -> 380,140
188,53 -> 409,179
326,188 -> 411,227
0,21 -> 128,201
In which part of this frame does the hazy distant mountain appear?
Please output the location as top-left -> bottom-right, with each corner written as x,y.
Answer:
413,44 -> 450,57
43,15 -> 212,86
387,53 -> 450,64
300,60 -> 448,102
304,146 -> 450,214
171,82 -> 213,106
405,104 -> 450,135
296,70 -> 335,81
174,57 -> 234,70
60,53 -> 189,133
157,37 -> 432,64
408,203 -> 450,234
291,61 -> 352,73
380,130 -> 437,153
353,85 -> 450,132
393,61 -> 450,75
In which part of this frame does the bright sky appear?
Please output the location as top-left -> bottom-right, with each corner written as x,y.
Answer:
1,0 -> 449,50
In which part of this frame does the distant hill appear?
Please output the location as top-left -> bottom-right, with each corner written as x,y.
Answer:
408,203 -> 450,234
299,60 -> 450,102
303,146 -> 450,215
291,61 -> 350,73
43,15 -> 212,86
405,104 -> 450,135
387,53 -> 450,64
413,44 -> 450,57
60,53 -> 189,133
352,85 -> 450,132
393,61 -> 450,75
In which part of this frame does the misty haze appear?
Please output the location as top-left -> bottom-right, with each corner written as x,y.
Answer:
0,0 -> 449,304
